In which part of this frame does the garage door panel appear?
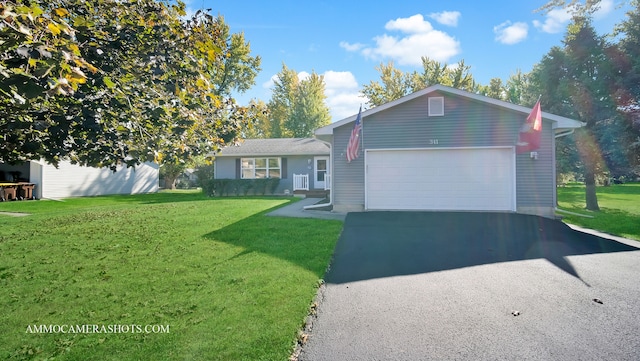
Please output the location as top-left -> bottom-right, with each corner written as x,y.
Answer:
366,148 -> 514,211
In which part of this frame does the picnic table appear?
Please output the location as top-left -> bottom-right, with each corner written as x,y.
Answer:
0,182 -> 36,201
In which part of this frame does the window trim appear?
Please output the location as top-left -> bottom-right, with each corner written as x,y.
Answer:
240,157 -> 281,179
428,96 -> 444,116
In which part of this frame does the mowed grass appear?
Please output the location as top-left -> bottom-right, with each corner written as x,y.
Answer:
557,183 -> 640,241
0,191 -> 343,360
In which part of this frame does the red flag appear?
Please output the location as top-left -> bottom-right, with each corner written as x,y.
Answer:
346,106 -> 362,162
516,100 -> 542,154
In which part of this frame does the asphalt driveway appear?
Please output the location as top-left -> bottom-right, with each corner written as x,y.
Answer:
298,212 -> 640,361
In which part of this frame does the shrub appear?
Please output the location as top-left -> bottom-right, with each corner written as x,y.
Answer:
198,178 -> 280,197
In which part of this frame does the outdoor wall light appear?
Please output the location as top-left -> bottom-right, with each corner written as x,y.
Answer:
530,151 -> 538,160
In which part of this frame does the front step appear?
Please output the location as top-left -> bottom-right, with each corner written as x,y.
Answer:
293,189 -> 329,198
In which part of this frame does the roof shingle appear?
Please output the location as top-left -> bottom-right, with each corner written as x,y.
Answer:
216,138 -> 329,157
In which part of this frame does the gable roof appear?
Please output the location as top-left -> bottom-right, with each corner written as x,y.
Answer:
316,84 -> 584,136
216,138 -> 330,157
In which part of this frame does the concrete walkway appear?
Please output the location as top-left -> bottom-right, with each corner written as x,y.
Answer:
266,197 -> 346,221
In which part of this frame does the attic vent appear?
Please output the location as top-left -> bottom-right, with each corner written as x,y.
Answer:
428,97 -> 444,116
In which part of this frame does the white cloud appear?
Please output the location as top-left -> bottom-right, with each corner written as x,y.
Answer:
428,11 -> 461,27
348,14 -> 460,66
385,14 -> 434,33
364,31 -> 460,65
494,21 -> 528,45
262,74 -> 278,89
593,0 -> 614,19
339,41 -> 365,52
323,70 -> 358,90
327,91 -> 368,121
297,71 -> 310,82
322,71 -> 367,121
533,8 -> 572,33
262,71 -> 311,89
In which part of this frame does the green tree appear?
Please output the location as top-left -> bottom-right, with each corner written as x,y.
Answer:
210,15 -> 261,97
612,0 -> 640,177
1,0 -> 252,172
447,59 -> 475,91
529,16 -> 619,210
529,47 -> 580,183
267,64 -> 330,137
267,63 -> 297,138
243,99 -> 271,138
361,61 -> 409,107
160,14 -> 261,189
287,72 -> 331,137
565,16 -> 620,210
362,57 -> 475,107
476,78 -> 506,100
505,70 -> 529,104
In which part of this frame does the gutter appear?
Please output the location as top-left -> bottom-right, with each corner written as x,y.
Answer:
554,129 -> 575,138
303,138 -> 333,210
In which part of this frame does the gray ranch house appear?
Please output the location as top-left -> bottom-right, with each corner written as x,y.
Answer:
214,138 -> 330,195
314,84 -> 584,218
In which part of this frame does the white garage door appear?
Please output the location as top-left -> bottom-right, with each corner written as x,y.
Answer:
366,147 -> 515,211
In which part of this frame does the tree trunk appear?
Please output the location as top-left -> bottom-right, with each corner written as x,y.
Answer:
584,169 -> 600,211
164,175 -> 177,190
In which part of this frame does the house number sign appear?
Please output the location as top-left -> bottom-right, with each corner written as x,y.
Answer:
429,139 -> 439,145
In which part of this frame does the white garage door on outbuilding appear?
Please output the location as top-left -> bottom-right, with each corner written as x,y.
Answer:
365,147 -> 516,211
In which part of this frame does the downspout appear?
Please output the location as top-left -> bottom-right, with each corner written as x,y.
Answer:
303,138 -> 333,210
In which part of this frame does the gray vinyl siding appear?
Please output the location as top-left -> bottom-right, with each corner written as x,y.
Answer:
333,125 -> 365,210
332,91 -> 555,211
215,155 -> 324,193
515,122 -> 554,207
214,157 -> 237,179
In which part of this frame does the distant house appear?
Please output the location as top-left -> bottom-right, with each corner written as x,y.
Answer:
214,138 -> 330,194
314,85 -> 584,218
0,160 -> 159,199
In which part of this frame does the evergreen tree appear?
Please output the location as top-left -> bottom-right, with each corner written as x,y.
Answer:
613,0 -> 640,178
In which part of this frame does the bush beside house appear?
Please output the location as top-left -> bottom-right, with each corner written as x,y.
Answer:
200,177 -> 280,197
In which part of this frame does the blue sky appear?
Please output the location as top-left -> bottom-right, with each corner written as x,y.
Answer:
184,0 -> 629,121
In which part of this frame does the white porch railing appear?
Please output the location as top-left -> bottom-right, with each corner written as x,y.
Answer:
293,173 -> 309,191
324,174 -> 331,190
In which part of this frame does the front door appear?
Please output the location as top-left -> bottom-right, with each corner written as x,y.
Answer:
314,156 -> 329,189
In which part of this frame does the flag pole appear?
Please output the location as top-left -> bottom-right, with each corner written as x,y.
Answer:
359,104 -> 364,156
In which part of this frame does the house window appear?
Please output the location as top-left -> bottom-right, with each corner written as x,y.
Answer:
428,97 -> 444,116
241,158 -> 281,179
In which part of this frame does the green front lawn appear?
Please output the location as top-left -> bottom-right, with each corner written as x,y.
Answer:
0,191 -> 343,360
557,183 -> 640,241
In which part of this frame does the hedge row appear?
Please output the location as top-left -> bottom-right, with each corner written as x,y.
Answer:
200,178 -> 280,197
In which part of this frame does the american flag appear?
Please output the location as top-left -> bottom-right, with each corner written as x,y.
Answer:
346,106 -> 362,162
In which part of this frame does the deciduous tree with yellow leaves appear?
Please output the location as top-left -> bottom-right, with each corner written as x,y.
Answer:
0,0 -> 260,176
